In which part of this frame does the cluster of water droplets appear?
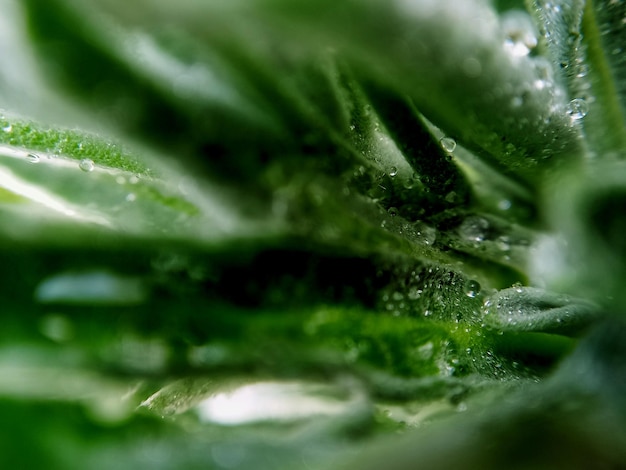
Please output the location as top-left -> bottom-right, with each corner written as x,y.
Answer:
373,263 -> 523,380
380,213 -> 438,247
19,150 -> 100,174
481,283 -> 526,330
465,345 -> 515,380
378,264 -> 484,323
0,114 -> 104,172
452,214 -> 531,266
497,6 -> 594,137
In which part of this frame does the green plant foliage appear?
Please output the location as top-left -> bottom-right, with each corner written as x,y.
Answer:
1,0 -> 625,467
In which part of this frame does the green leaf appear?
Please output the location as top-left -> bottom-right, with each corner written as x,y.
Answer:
529,0 -> 626,157
22,0 -> 586,185
482,286 -> 599,334
2,0 -> 626,467
539,159 -> 626,309
0,117 -> 206,244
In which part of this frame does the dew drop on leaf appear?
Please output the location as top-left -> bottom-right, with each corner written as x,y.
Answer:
388,207 -> 399,217
79,158 -> 95,172
2,123 -> 12,133
464,280 -> 481,298
459,216 -> 489,242
26,153 -> 40,163
567,98 -> 588,120
413,221 -> 437,245
439,137 -> 456,153
389,166 -> 398,177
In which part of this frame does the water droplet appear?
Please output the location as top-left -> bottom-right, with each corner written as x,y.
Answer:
465,280 -> 481,298
512,282 -> 524,293
389,166 -> 398,177
26,153 -> 40,164
413,221 -> 437,245
388,207 -> 399,217
567,98 -> 588,120
116,176 -> 126,185
2,123 -> 12,133
126,193 -> 136,202
79,158 -> 95,172
129,175 -> 140,184
440,137 -> 457,153
459,216 -> 489,242
424,310 -> 432,317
